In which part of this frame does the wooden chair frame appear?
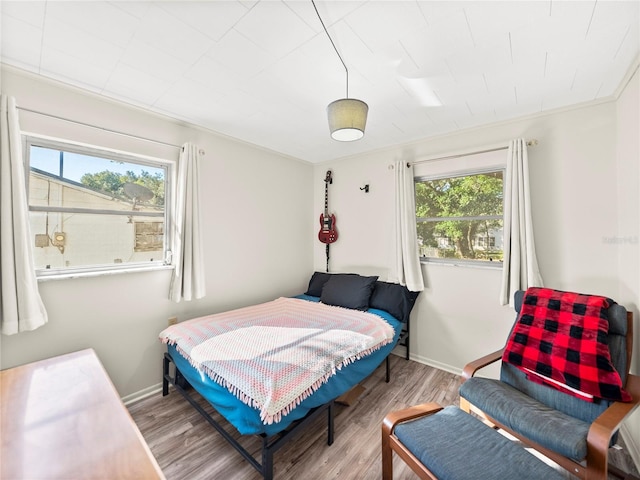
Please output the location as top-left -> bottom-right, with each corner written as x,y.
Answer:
381,402 -> 445,480
460,312 -> 640,480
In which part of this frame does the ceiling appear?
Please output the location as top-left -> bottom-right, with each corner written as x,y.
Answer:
1,1 -> 638,163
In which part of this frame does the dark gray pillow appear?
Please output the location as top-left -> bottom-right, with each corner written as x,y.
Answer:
305,272 -> 332,297
320,274 -> 378,310
369,281 -> 420,322
305,272 -> 359,297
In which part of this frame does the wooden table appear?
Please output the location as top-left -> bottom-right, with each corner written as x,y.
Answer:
1,348 -> 165,479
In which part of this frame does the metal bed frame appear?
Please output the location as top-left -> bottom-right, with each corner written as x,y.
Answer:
162,352 -> 335,480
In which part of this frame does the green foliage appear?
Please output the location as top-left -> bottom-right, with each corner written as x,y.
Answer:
416,172 -> 503,259
80,170 -> 165,206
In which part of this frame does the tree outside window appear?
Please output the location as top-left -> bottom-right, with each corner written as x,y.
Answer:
415,170 -> 504,263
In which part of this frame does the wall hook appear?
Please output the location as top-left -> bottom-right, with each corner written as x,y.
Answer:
360,184 -> 370,193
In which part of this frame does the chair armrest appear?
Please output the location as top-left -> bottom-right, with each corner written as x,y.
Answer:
382,402 -> 443,437
587,373 -> 640,462
461,349 -> 504,382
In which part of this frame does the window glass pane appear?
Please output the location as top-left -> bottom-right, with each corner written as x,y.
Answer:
415,171 -> 503,218
29,145 -> 61,175
415,171 -> 503,262
26,139 -> 168,273
29,212 -> 165,270
29,146 -> 165,207
417,219 -> 504,262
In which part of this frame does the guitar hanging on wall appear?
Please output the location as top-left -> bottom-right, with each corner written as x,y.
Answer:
319,170 -> 337,272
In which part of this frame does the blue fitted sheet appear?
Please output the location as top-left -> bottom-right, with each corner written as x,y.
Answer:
167,294 -> 402,436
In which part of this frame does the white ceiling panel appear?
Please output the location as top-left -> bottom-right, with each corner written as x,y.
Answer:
444,38 -> 512,79
1,13 -> 43,70
45,1 -> 139,48
402,9 -> 474,62
158,1 -> 249,41
119,38 -> 192,84
1,0 -> 638,163
344,1 -> 426,54
154,78 -> 227,119
132,4 -> 215,64
40,47 -> 112,92
108,1 -> 153,20
104,62 -> 172,106
233,1 -> 316,58
206,28 -> 275,78
464,1 -> 550,48
285,0 -> 364,32
183,54 -> 242,93
42,17 -> 124,71
1,0 -> 46,28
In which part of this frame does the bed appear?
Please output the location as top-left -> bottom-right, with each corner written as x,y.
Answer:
159,272 -> 419,479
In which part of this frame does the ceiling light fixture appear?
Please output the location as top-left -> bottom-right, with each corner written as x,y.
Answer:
312,1 -> 368,142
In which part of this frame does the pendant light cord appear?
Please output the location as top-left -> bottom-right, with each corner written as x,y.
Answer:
312,0 -> 349,98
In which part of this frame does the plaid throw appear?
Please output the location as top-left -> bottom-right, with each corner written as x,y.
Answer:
159,297 -> 394,424
503,287 -> 631,402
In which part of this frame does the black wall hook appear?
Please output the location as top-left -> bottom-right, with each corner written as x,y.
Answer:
360,184 -> 370,193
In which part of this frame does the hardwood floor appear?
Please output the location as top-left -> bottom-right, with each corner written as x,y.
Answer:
128,355 -> 638,480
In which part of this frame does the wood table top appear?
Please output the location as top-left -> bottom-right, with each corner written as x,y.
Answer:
1,348 -> 165,479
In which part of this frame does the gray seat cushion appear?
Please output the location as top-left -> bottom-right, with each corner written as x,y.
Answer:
459,377 -> 591,460
394,406 -> 566,480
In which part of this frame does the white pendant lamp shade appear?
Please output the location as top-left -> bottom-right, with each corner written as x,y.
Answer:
327,98 -> 368,142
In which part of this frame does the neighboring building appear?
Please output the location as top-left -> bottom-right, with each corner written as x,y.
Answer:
29,170 -> 164,271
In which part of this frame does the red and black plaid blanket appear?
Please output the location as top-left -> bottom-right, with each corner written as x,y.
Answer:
502,287 -> 631,402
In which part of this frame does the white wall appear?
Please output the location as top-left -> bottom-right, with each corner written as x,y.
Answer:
0,66 -> 314,398
313,65 -> 639,458
615,65 -> 640,465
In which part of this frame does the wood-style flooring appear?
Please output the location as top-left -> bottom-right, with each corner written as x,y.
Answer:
128,355 -> 639,480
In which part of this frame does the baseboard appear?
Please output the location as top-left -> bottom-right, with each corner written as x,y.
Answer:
121,383 -> 163,406
620,424 -> 640,472
407,352 -> 462,376
391,347 -> 463,376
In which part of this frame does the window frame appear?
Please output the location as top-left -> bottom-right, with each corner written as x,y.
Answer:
415,166 -> 505,268
23,134 -> 174,279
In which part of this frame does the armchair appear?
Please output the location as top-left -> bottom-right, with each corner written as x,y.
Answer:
459,290 -> 640,480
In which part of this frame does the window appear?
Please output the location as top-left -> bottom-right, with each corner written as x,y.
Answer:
25,136 -> 172,276
415,169 -> 504,264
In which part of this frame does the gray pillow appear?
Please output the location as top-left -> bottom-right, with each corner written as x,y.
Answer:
320,274 -> 378,310
305,271 -> 332,297
369,281 -> 420,322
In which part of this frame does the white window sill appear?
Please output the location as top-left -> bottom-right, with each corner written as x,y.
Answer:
37,264 -> 174,282
420,258 -> 502,270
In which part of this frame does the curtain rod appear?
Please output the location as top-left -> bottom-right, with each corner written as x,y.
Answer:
17,106 -> 183,150
408,139 -> 538,167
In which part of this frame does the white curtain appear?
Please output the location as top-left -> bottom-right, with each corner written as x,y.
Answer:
394,159 -> 424,292
169,143 -> 206,302
1,95 -> 48,334
500,138 -> 543,305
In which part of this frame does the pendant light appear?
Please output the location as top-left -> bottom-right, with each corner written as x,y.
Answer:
312,1 -> 368,142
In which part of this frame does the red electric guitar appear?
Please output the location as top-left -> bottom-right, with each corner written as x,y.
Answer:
318,170 -> 338,244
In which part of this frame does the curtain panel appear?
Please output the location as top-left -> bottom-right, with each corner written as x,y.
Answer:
169,143 -> 206,302
0,95 -> 48,334
394,159 -> 424,292
500,138 -> 543,305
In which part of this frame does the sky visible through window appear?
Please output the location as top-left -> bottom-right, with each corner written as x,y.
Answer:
30,145 -> 164,183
